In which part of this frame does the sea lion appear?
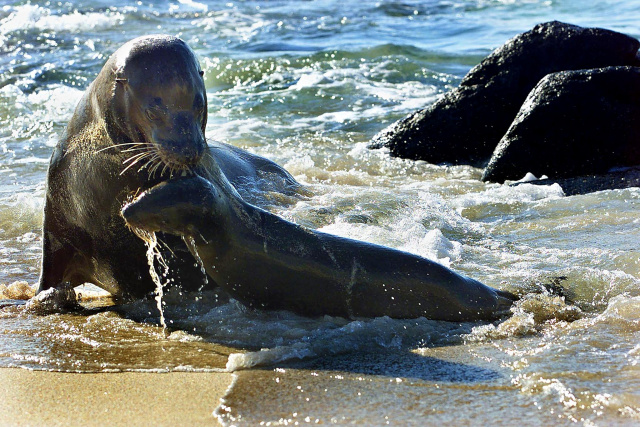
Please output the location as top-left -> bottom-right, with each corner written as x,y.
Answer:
122,175 -> 517,321
38,35 -> 301,300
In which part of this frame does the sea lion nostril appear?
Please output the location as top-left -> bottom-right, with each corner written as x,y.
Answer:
150,113 -> 207,168
152,134 -> 205,167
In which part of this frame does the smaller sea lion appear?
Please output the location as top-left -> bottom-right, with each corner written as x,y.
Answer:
122,175 -> 517,321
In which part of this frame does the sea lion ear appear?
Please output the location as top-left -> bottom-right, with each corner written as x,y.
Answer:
114,66 -> 127,84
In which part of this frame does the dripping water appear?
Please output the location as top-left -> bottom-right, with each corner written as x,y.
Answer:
133,227 -> 170,335
183,235 -> 209,292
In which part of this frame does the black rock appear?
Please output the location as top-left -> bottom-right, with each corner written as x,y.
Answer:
370,21 -> 640,166
482,67 -> 640,183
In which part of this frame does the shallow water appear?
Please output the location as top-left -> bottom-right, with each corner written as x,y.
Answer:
1,0 -> 639,425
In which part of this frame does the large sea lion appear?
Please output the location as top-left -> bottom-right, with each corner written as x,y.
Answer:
122,175 -> 517,321
38,35 -> 300,300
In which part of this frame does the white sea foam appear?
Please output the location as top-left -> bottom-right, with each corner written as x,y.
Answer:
0,5 -> 124,34
291,72 -> 334,90
0,85 -> 27,101
465,293 -> 583,342
318,221 -> 461,267
319,221 -> 399,248
11,157 -> 49,165
593,295 -> 640,330
0,189 -> 45,229
0,281 -> 35,300
451,181 -> 565,213
402,228 -> 462,266
206,117 -> 267,144
1,84 -> 82,151
27,85 -> 83,116
174,0 -> 208,13
515,172 -> 549,182
194,11 -> 267,42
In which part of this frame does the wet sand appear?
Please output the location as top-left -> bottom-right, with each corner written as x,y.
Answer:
0,368 -> 232,426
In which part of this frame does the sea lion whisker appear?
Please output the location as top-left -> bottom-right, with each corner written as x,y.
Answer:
96,145 -> 123,154
148,163 -> 158,179
122,151 -> 153,164
172,164 -> 188,177
120,159 -> 145,176
96,143 -> 136,154
96,142 -> 152,154
166,163 -> 179,178
124,145 -> 156,158
121,146 -> 151,153
123,142 -> 155,151
122,153 -> 155,169
120,153 -> 158,176
179,165 -> 193,177
118,142 -> 150,147
137,154 -> 162,173
152,158 -> 164,174
149,159 -> 164,178
125,148 -> 154,159
96,146 -> 115,154
140,159 -> 159,177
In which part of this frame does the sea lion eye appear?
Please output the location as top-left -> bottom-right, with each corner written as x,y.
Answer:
146,108 -> 161,122
193,94 -> 205,113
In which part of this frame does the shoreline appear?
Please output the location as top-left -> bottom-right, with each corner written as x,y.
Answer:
0,368 -> 232,426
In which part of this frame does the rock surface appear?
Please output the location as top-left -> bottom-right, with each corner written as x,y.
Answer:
369,21 -> 640,166
482,67 -> 640,183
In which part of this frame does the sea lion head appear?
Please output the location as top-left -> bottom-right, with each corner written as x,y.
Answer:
122,176 -> 228,238
109,35 -> 208,174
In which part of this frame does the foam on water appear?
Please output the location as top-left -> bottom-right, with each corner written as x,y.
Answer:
0,189 -> 44,284
593,294 -> 640,330
0,4 -> 124,34
464,293 -> 583,341
173,0 -> 208,13
194,10 -> 269,44
23,282 -> 78,314
25,85 -> 84,121
0,281 -> 34,300
451,182 -> 566,214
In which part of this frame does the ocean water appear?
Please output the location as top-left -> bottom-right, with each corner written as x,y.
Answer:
1,0 -> 639,425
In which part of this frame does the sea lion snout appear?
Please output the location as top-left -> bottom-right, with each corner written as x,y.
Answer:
152,111 -> 206,166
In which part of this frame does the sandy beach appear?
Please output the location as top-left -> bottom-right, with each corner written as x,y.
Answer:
0,368 -> 231,426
